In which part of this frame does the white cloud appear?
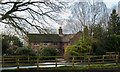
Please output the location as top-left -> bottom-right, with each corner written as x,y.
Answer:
103,0 -> 120,8
103,0 -> 120,2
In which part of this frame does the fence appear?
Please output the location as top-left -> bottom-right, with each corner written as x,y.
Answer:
0,55 -> 120,69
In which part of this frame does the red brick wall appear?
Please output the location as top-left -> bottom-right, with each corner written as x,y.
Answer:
30,42 -> 70,55
30,42 -> 61,51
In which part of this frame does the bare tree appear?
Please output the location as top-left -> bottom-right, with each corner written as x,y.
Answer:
64,1 -> 109,33
0,0 -> 66,35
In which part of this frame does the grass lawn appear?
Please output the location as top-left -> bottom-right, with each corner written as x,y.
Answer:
2,63 -> 120,72
36,63 -> 120,70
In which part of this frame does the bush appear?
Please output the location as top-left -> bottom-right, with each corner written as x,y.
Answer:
37,46 -> 60,60
64,36 -> 92,61
94,35 -> 120,55
2,34 -> 23,55
6,49 -> 15,55
37,46 -> 60,56
16,46 -> 36,56
2,38 -> 10,55
64,36 -> 92,56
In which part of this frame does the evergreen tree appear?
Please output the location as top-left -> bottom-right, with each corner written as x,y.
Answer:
108,9 -> 120,35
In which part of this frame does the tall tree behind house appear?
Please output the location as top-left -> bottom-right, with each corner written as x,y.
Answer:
108,9 -> 120,35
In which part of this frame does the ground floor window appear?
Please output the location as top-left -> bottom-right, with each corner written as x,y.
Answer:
53,42 -> 57,45
44,43 -> 48,45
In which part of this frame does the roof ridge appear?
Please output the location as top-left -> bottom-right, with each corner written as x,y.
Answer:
28,34 -> 59,35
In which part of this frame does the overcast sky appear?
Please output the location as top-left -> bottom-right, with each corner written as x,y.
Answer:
0,0 -> 120,34
103,0 -> 120,8
60,0 -> 120,22
62,0 -> 120,34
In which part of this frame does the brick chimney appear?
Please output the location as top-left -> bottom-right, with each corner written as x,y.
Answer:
58,27 -> 63,35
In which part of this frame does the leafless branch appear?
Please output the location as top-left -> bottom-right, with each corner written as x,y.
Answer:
0,0 -> 65,35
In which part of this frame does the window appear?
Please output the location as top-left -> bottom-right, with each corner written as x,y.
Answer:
53,43 -> 57,45
34,43 -> 39,46
44,43 -> 48,45
34,43 -> 37,45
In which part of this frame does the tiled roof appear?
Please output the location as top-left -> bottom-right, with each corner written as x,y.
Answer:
27,34 -> 61,43
61,34 -> 75,42
69,31 -> 83,45
27,33 -> 79,43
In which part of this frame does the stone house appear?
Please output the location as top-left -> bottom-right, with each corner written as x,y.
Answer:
26,27 -> 82,55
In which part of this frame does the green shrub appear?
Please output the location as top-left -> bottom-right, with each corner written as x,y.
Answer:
94,35 -> 120,55
2,34 -> 23,55
6,49 -> 15,55
37,46 -> 60,60
16,46 -> 36,56
64,36 -> 92,56
64,36 -> 92,61
2,38 -> 10,55
37,46 -> 60,56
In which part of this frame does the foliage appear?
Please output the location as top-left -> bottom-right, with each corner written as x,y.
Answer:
93,9 -> 120,55
94,35 -> 120,55
108,9 -> 120,35
64,36 -> 92,57
89,24 -> 107,55
103,35 -> 120,52
6,45 -> 18,55
9,36 -> 23,47
9,45 -> 18,51
37,46 -> 60,56
2,38 -> 10,55
13,39 -> 23,47
16,46 -> 36,56
91,24 -> 105,40
5,46 -> 36,56
37,46 -> 60,60
6,49 -> 15,55
2,35 -> 23,55
2,35 -> 23,47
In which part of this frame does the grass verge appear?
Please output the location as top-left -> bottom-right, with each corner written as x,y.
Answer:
2,63 -> 120,71
29,63 -> 120,70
